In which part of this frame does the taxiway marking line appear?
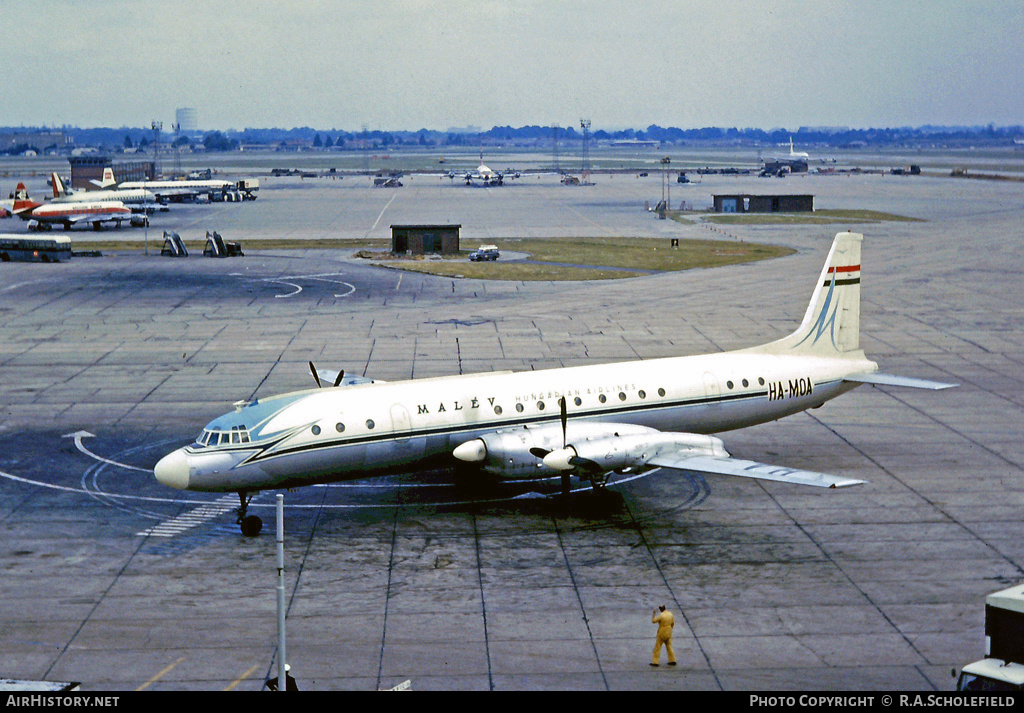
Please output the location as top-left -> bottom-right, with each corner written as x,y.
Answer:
224,663 -> 261,691
64,431 -> 150,473
136,656 -> 185,691
368,192 -> 398,235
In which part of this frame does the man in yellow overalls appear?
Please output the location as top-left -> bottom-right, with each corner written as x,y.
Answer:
651,605 -> 677,666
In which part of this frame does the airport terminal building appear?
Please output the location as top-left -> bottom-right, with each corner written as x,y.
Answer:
69,155 -> 155,191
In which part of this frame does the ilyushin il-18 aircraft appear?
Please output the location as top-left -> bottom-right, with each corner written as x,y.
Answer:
154,232 -> 954,536
444,151 -> 521,186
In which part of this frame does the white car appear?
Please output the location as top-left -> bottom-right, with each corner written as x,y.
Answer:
469,245 -> 500,261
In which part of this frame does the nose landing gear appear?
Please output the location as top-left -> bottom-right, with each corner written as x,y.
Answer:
236,491 -> 263,537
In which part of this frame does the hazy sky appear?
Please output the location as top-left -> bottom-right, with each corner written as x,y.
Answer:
6,0 -> 1023,132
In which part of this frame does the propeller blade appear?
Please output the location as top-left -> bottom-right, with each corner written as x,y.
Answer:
308,361 -> 322,388
559,396 -> 567,446
569,455 -> 602,472
333,369 -> 345,387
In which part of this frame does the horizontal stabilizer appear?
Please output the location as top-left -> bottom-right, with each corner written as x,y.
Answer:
648,454 -> 866,488
844,372 -> 957,390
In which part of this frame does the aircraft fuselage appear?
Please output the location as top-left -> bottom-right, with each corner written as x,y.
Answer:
155,349 -> 873,493
21,201 -> 132,228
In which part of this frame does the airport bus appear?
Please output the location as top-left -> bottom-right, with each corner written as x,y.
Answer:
0,234 -> 73,262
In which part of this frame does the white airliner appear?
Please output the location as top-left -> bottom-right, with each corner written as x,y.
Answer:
95,168 -> 241,203
50,172 -> 159,215
446,152 -> 521,185
154,232 -> 954,536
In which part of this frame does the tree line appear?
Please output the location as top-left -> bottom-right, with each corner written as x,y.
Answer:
4,123 -> 1023,154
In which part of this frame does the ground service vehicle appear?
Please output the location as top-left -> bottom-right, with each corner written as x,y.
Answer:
955,583 -> 1024,691
469,244 -> 500,261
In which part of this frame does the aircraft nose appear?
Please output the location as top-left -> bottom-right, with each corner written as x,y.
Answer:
154,449 -> 190,490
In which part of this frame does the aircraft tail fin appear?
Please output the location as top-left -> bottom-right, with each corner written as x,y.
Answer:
90,167 -> 116,189
51,173 -> 67,198
754,232 -> 863,357
11,183 -> 40,215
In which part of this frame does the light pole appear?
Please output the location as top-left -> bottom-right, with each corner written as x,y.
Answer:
276,494 -> 287,691
660,156 -> 671,218
151,121 -> 162,178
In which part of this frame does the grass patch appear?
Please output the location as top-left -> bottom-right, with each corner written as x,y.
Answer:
372,259 -> 648,281
360,237 -> 794,281
503,237 -> 791,271
701,209 -> 924,225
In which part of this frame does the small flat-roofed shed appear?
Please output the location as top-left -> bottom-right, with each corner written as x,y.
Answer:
713,194 -> 814,213
391,224 -> 461,255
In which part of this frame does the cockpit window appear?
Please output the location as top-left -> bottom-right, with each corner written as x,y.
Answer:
196,426 -> 250,448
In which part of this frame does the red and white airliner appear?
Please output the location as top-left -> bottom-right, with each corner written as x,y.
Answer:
9,182 -> 138,231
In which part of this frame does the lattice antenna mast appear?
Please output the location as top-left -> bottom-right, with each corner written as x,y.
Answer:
551,123 -> 560,172
580,119 -> 591,183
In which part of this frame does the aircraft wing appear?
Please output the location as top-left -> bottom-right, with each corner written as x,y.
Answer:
150,188 -> 194,199
647,453 -> 866,488
511,416 -> 866,490
67,214 -> 105,224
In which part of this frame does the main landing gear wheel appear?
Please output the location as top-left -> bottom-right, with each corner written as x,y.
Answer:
236,491 -> 263,537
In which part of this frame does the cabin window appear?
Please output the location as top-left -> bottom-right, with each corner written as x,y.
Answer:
758,377 -> 765,386
335,423 -> 345,433
726,381 -> 734,389
618,392 -> 626,401
537,401 -> 546,410
742,379 -> 749,387
658,388 -> 666,397
516,403 -> 524,413
638,390 -> 646,399
494,405 -> 503,415
311,425 -> 321,436
598,394 -> 607,403
573,396 -> 582,406
366,419 -> 375,429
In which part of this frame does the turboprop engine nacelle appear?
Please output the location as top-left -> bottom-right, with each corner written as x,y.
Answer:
541,432 -> 729,472
452,422 -> 658,479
